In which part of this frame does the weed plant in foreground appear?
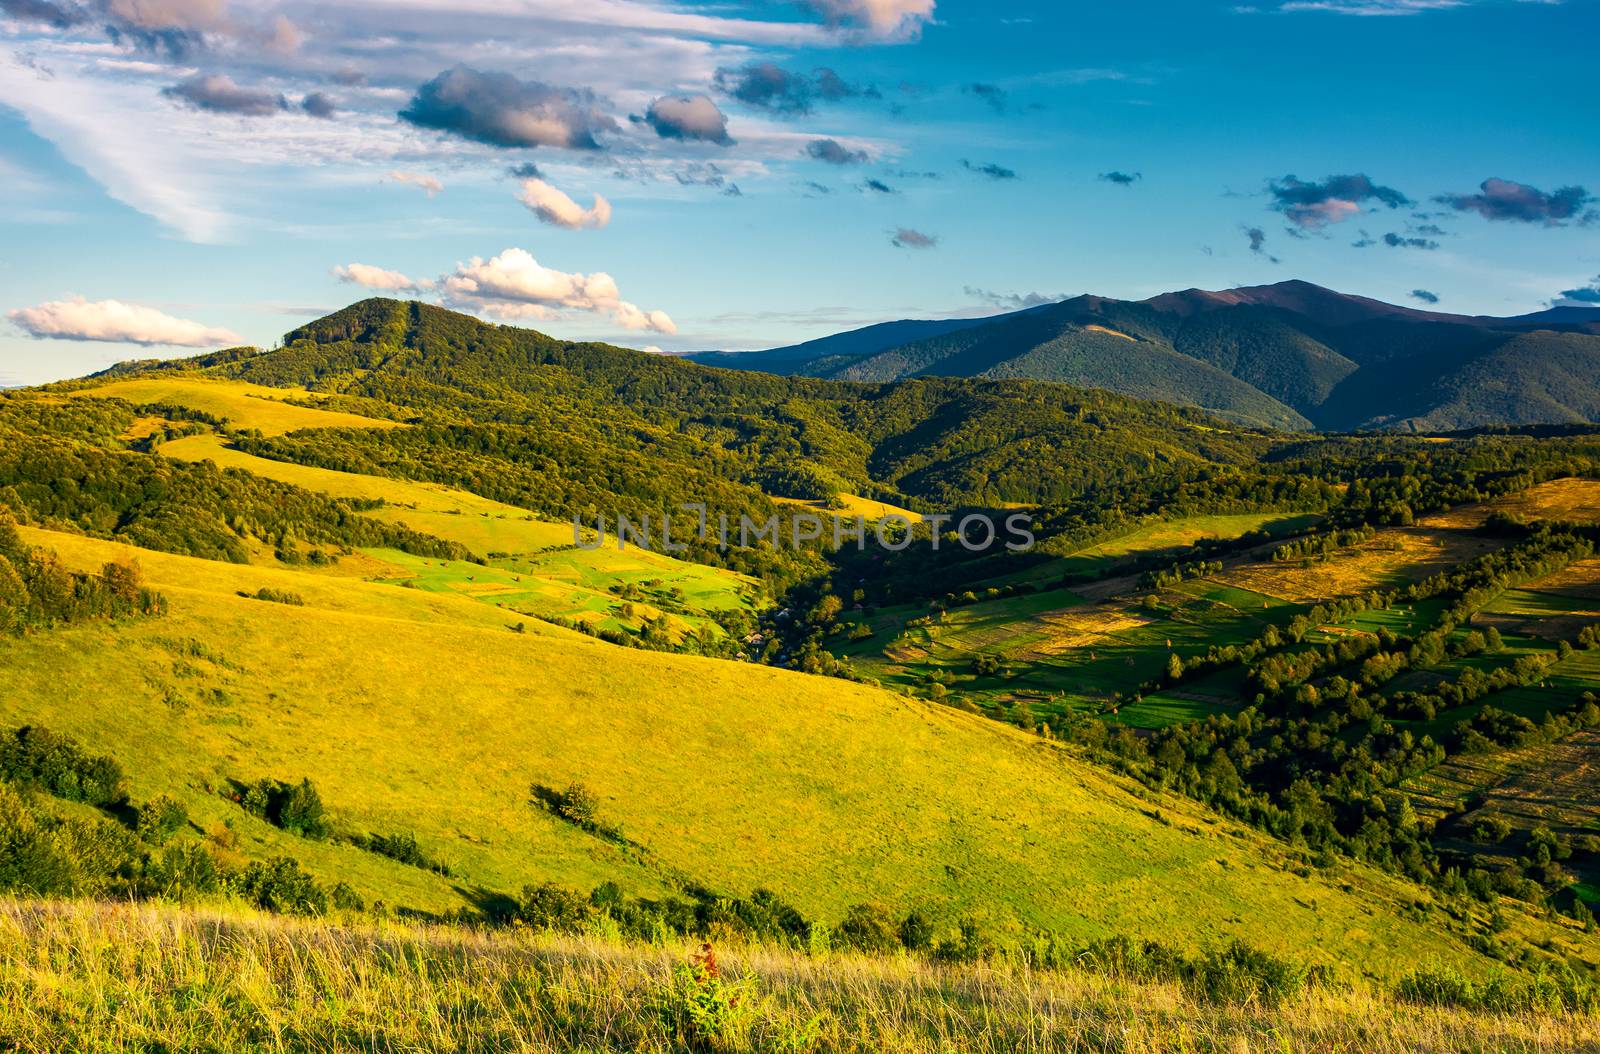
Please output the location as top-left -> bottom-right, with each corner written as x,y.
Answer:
0,899 -> 1595,1053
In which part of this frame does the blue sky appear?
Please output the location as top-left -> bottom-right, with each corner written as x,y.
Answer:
1,0 -> 1597,385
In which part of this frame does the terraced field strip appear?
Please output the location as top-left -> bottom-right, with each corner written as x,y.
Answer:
1412,730 -> 1600,876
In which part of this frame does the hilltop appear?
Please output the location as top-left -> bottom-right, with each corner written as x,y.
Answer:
686,281 -> 1600,432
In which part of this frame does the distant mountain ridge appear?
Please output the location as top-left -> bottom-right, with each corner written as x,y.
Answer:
684,281 -> 1600,432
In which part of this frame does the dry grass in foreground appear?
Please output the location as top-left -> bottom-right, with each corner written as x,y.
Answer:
0,899 -> 1595,1053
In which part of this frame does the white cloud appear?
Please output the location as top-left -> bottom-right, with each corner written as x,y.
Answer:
333,263 -> 434,291
517,177 -> 611,230
1276,0 -> 1466,13
0,51 -> 231,242
384,170 -> 444,195
7,297 -> 242,347
326,0 -> 828,46
442,248 -> 674,333
802,0 -> 936,39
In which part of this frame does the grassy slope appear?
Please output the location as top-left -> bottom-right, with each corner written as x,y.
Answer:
0,524 -> 1538,979
77,377 -> 761,632
72,377 -> 402,436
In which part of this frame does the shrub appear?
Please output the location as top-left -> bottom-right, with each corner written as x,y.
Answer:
276,779 -> 329,839
652,944 -> 760,1053
0,726 -> 128,807
141,843 -> 222,901
354,831 -> 451,876
554,783 -> 601,829
898,910 -> 934,952
240,856 -> 327,915
135,795 -> 188,845
234,777 -> 330,840
514,882 -> 596,932
0,783 -> 140,898
835,903 -> 902,954
241,588 -> 304,606
1075,936 -> 1308,1005
0,783 -> 80,896
1193,942 -> 1308,1006
330,881 -> 365,912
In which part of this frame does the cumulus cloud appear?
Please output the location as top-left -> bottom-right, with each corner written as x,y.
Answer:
517,177 -> 611,230
962,159 -> 1017,180
1553,276 -> 1600,306
801,0 -> 936,40
109,0 -> 226,32
965,287 -> 1066,309
1245,226 -> 1280,263
385,171 -> 443,196
98,0 -> 303,58
713,62 -> 871,116
806,138 -> 868,165
1410,289 -> 1441,305
891,227 -> 936,249
1268,173 -> 1410,229
642,94 -> 732,144
162,73 -> 286,116
6,296 -> 241,347
442,248 -> 674,333
1437,178 -> 1596,226
300,92 -> 336,119
400,66 -> 617,150
1099,170 -> 1141,186
333,263 -> 433,292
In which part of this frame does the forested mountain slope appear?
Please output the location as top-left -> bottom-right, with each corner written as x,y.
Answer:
693,281 -> 1600,432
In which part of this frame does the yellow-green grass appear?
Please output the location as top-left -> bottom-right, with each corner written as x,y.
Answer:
1214,518 -> 1504,603
1064,513 -> 1316,562
369,548 -> 747,639
989,512 -> 1318,589
1487,478 -> 1600,525
1,900 -> 1595,1054
161,434 -> 535,520
158,434 -> 759,620
71,377 -> 400,436
0,526 -> 1566,976
773,493 -> 925,524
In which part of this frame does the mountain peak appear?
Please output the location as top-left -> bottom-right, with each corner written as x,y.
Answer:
1141,280 -> 1427,326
